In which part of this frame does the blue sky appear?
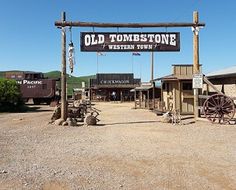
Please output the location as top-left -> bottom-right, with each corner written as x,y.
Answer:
1,0 -> 236,82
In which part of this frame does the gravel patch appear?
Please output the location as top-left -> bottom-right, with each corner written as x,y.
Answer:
0,103 -> 236,189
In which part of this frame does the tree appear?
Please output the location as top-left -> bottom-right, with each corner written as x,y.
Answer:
0,79 -> 24,112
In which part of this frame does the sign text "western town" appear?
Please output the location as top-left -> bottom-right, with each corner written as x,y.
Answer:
80,32 -> 180,52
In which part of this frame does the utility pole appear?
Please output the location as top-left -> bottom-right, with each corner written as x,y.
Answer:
151,52 -> 154,81
193,11 -> 200,120
96,53 -> 98,74
61,12 -> 67,121
151,52 -> 155,109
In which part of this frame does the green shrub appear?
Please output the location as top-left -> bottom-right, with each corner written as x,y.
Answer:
0,79 -> 25,112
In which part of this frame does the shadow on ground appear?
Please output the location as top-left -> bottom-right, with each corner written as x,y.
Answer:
25,106 -> 53,113
101,120 -> 161,126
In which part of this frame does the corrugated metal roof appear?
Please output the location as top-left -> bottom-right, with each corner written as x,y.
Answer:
153,74 -> 173,81
207,65 -> 236,78
135,86 -> 153,90
154,74 -> 192,81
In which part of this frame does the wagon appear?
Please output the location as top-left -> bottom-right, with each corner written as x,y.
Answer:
201,77 -> 235,124
202,94 -> 235,124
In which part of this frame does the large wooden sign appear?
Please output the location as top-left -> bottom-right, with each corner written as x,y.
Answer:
80,32 -> 180,52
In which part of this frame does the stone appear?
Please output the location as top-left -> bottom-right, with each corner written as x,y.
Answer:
1,170 -> 7,174
66,117 -> 72,122
161,112 -> 171,123
85,115 -> 97,125
54,118 -> 64,126
68,118 -> 77,126
62,121 -> 68,126
50,105 -> 61,122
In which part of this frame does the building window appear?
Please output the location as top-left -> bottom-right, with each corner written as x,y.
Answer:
162,83 -> 166,90
182,83 -> 192,90
162,82 -> 169,91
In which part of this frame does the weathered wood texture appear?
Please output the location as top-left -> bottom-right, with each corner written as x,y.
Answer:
55,21 -> 205,28
203,77 -> 224,95
193,11 -> 200,120
61,12 -> 67,121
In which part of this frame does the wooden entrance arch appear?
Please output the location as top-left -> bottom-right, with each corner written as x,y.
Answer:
55,11 -> 205,121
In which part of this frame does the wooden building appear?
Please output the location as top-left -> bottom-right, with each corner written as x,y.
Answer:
156,64 -> 202,114
90,73 -> 141,101
132,82 -> 161,109
205,66 -> 236,98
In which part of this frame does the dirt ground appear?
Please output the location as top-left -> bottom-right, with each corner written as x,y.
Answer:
0,102 -> 236,190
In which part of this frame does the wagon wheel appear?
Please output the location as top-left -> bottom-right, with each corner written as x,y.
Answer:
203,94 -> 235,124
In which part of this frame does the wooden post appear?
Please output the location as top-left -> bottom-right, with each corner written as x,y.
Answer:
193,11 -> 200,120
61,12 -> 67,121
151,52 -> 155,109
178,81 -> 182,113
139,91 -> 142,108
151,52 -> 154,81
89,79 -> 92,101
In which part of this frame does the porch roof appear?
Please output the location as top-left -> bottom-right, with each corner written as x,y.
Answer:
130,85 -> 153,92
207,65 -> 236,79
154,74 -> 193,81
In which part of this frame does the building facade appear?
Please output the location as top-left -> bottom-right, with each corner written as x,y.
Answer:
132,82 -> 161,109
157,64 -> 202,114
90,73 -> 141,101
205,66 -> 236,98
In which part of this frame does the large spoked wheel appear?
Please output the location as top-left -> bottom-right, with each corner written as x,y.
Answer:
203,94 -> 235,124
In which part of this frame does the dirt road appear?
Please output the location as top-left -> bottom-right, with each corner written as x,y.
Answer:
0,102 -> 236,190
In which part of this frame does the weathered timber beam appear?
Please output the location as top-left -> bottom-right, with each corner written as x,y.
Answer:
203,76 -> 224,95
199,93 -> 236,100
203,77 -> 236,100
199,95 -> 210,99
55,21 -> 205,28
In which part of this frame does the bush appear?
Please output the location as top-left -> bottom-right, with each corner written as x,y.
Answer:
0,79 -> 25,112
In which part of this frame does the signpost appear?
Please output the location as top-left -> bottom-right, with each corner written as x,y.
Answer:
192,74 -> 203,89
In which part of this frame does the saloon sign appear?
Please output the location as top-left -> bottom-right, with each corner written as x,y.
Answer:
81,32 -> 180,52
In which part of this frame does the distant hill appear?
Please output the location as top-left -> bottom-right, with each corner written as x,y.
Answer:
0,72 -> 5,78
0,70 -> 95,96
44,71 -> 95,95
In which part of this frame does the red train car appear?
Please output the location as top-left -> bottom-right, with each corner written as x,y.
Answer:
5,71 -> 60,105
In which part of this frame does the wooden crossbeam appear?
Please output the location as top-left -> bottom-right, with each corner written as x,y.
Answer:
203,76 -> 224,95
55,21 -> 205,28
